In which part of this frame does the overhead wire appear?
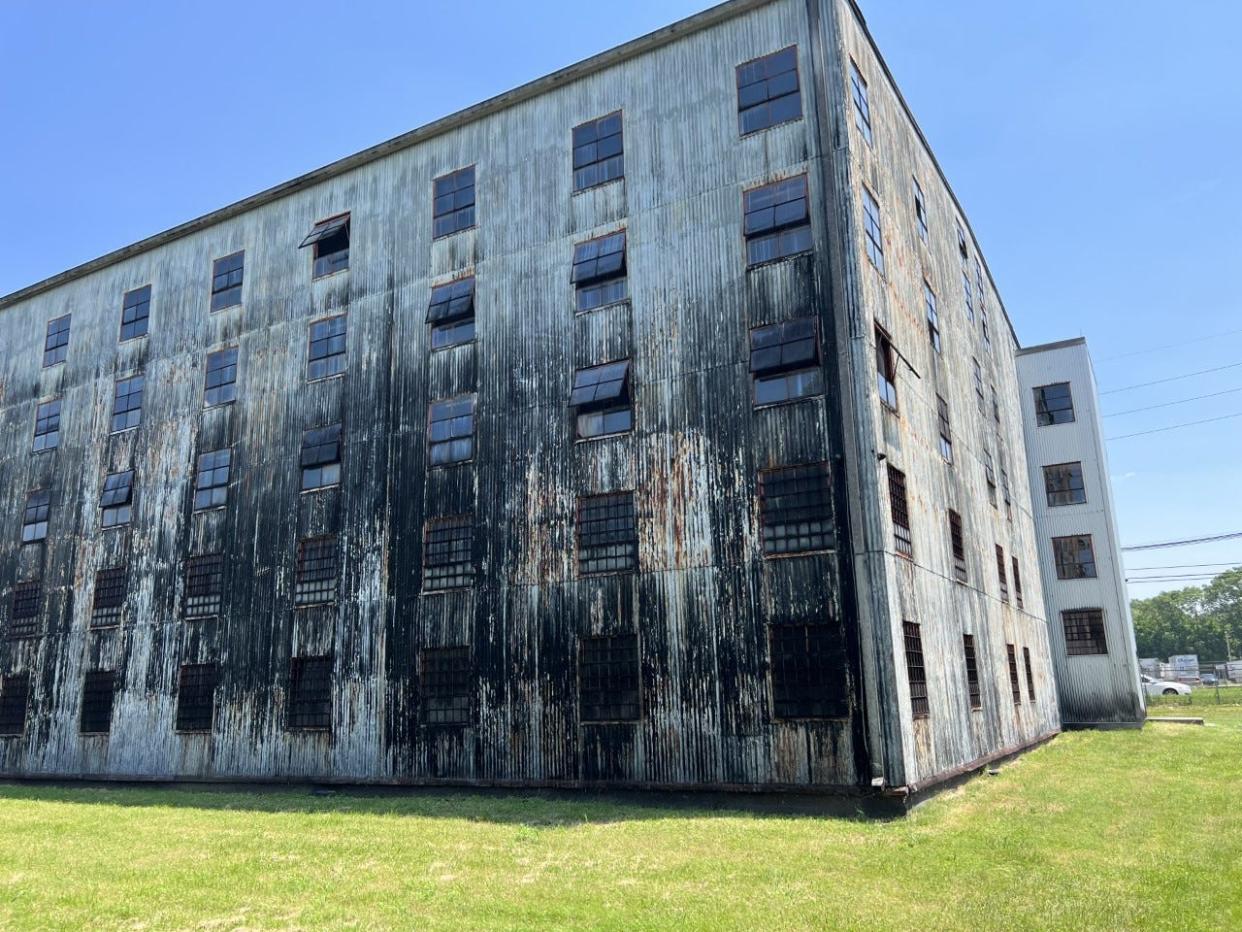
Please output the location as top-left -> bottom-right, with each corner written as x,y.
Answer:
1107,411 -> 1242,440
1103,386 -> 1242,417
1121,531 -> 1242,551
1099,361 -> 1242,395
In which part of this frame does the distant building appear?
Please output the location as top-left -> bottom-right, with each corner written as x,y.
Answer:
1016,338 -> 1145,727
0,0 -> 1059,799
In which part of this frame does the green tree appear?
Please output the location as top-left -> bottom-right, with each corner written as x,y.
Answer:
1130,569 -> 1242,661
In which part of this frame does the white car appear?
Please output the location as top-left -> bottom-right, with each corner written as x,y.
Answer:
1141,674 -> 1192,697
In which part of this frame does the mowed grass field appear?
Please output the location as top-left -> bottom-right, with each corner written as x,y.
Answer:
2,709 -> 1240,931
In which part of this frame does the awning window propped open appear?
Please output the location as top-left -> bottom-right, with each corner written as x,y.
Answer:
299,214 -> 350,249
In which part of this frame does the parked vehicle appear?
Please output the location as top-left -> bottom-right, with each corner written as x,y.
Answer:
1141,674 -> 1192,697
1201,673 -> 1218,686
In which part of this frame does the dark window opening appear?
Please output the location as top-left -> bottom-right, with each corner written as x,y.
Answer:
972,357 -> 984,408
996,544 -> 1009,603
423,516 -> 474,591
759,462 -> 833,556
43,314 -> 70,367
80,670 -> 116,734
193,448 -> 231,511
962,270 -> 974,321
420,647 -> 473,726
1034,382 -> 1075,426
91,567 -> 127,628
937,395 -> 953,462
888,466 -> 913,559
1063,609 -> 1108,656
307,315 -> 348,380
573,111 -> 624,190
769,621 -> 849,719
572,231 -> 627,312
0,674 -> 31,735
1044,462 -> 1087,506
428,395 -> 475,466
1013,557 -> 1025,610
287,656 -> 332,730
433,166 -> 475,239
750,318 -> 821,406
903,621 -> 929,719
22,490 -> 50,544
210,251 -> 244,311
861,188 -> 884,272
427,276 -> 476,349
849,61 -> 872,144
1023,647 -> 1036,703
744,175 -> 811,266
295,536 -> 338,606
1001,463 -> 1013,519
949,510 -> 967,583
120,286 -> 150,341
1007,644 -> 1022,705
579,634 -> 640,722
963,634 -> 982,710
184,554 -> 224,619
33,398 -> 61,452
1053,535 -> 1097,580
913,177 -> 928,243
301,424 -> 341,491
924,281 -> 940,352
957,221 -> 969,260
204,347 -> 238,407
577,492 -> 638,576
737,46 -> 801,135
984,448 -> 998,507
300,214 -> 350,279
111,374 -> 144,433
8,581 -> 42,639
100,470 -> 134,528
176,663 -> 217,732
875,324 -> 898,411
571,359 -> 632,439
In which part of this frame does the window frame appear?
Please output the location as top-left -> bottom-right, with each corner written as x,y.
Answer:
749,317 -> 822,408
1007,644 -> 1022,705
193,447 -> 232,511
33,397 -> 62,452
758,462 -> 834,558
912,176 -> 928,243
184,553 -> 225,620
576,491 -> 639,576
209,250 -> 244,311
903,621 -> 929,719
175,663 -> 218,733
90,566 -> 127,629
427,394 -> 476,467
80,670 -> 116,735
0,674 -> 31,736
874,323 -> 898,411
22,489 -> 51,544
427,275 -> 477,349
768,621 -> 849,720
572,230 -> 629,313
294,535 -> 339,607
119,285 -> 151,342
100,470 -> 134,529
924,281 -> 940,353
1023,647 -> 1036,703
571,359 -> 633,441
736,45 -> 802,137
300,424 -> 342,492
572,110 -> 625,191
422,515 -> 475,592
742,174 -> 812,268
203,347 -> 239,407
419,647 -> 474,726
1034,382 -> 1075,426
43,314 -> 71,367
887,465 -> 913,559
578,633 -> 641,723
8,580 -> 42,639
1043,461 -> 1087,507
861,187 -> 884,272
948,509 -> 968,583
1052,534 -> 1098,580
1062,608 -> 1109,656
110,372 -> 145,434
287,655 -> 333,731
963,634 -> 982,711
936,395 -> 953,463
432,165 -> 476,239
848,60 -> 873,145
996,544 -> 1009,603
301,213 -> 351,280
307,314 -> 348,381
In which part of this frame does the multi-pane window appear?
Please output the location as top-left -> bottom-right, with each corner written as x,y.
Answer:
193,448 -> 231,510
43,314 -> 71,367
861,187 -> 884,272
577,492 -> 638,575
736,46 -> 801,135
983,447 -> 998,507
110,374 -> 144,432
423,516 -> 474,591
184,554 -> 224,619
963,634 -> 982,710
903,621 -> 929,719
1053,535 -> 1097,579
956,221 -> 969,260
1034,382 -> 1075,425
1023,647 -> 1036,703
294,536 -> 339,606
433,166 -> 476,238
0,675 -> 31,735
420,647 -> 473,726
571,360 -> 632,439
768,622 -> 849,719
299,214 -> 350,278
912,177 -> 928,243
22,490 -> 50,544
91,567 -> 127,628
120,285 -> 151,341
759,462 -> 833,556
937,395 -> 953,462
1012,557 -> 1025,610
1001,462 -> 1012,519
287,656 -> 332,730
962,270 -> 974,322
8,581 -> 42,639
1062,609 -> 1108,656
972,357 -> 985,408
996,544 -> 1009,603
948,510 -> 967,583
100,470 -> 134,528
572,112 -> 624,190
307,315 -> 348,379
33,398 -> 61,452
80,670 -> 116,734
204,347 -> 238,406
176,663 -> 217,732
888,466 -> 912,559
572,232 -> 628,312
849,61 -> 872,144
428,395 -> 475,466
924,281 -> 940,352
300,425 -> 341,491
981,305 -> 992,348
210,251 -> 244,311
743,175 -> 812,266
427,276 -> 476,349
579,634 -> 640,722
1007,645 -> 1022,705
749,318 -> 822,406
1044,462 -> 1087,506
874,324 -> 898,411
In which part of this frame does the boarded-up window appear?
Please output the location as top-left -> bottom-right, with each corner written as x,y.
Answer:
294,536 -> 338,606
80,670 -> 116,734
22,490 -> 50,543
433,166 -> 475,238
572,231 -> 627,312
579,634 -> 640,722
8,582 -> 42,639
577,492 -> 638,575
1023,647 -> 1036,703
769,622 -> 848,719
0,674 -> 31,735
1044,462 -> 1086,506
184,554 -> 224,619
43,314 -> 70,367
737,46 -> 801,135
210,251 -> 244,311
427,276 -> 476,349
420,647 -> 473,726
33,398 -> 61,452
120,285 -> 150,341
749,318 -> 821,406
299,214 -> 350,278
573,111 -> 624,190
91,567 -> 127,628
428,395 -> 475,466
996,545 -> 1009,603
193,449 -> 231,511
204,347 -> 238,407
307,314 -> 348,380
1052,535 -> 1097,579
100,470 -> 134,528
423,516 -> 474,591
963,634 -> 981,710
287,656 -> 332,730
743,175 -> 811,266
948,510 -> 967,582
903,621 -> 929,719
759,462 -> 833,556
888,466 -> 912,558
300,425 -> 341,491
1007,645 -> 1022,705
1034,382 -> 1075,426
176,663 -> 217,733
1062,609 -> 1108,656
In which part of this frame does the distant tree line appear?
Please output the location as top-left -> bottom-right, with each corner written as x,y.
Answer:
1131,567 -> 1242,660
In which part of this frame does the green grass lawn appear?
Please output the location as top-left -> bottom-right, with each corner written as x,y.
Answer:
2,711 -> 1240,931
1148,684 -> 1242,708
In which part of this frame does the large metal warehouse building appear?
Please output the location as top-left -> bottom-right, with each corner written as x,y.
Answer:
0,0 -> 1060,800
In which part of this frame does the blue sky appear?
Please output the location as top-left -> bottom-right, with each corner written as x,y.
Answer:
2,1 -> 1239,595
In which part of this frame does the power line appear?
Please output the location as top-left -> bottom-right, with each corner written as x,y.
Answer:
1107,411 -> 1242,440
1099,361 -> 1242,395
1122,531 -> 1242,552
1126,575 -> 1221,583
1103,386 -> 1242,417
1100,327 -> 1242,361
1127,562 -> 1242,571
